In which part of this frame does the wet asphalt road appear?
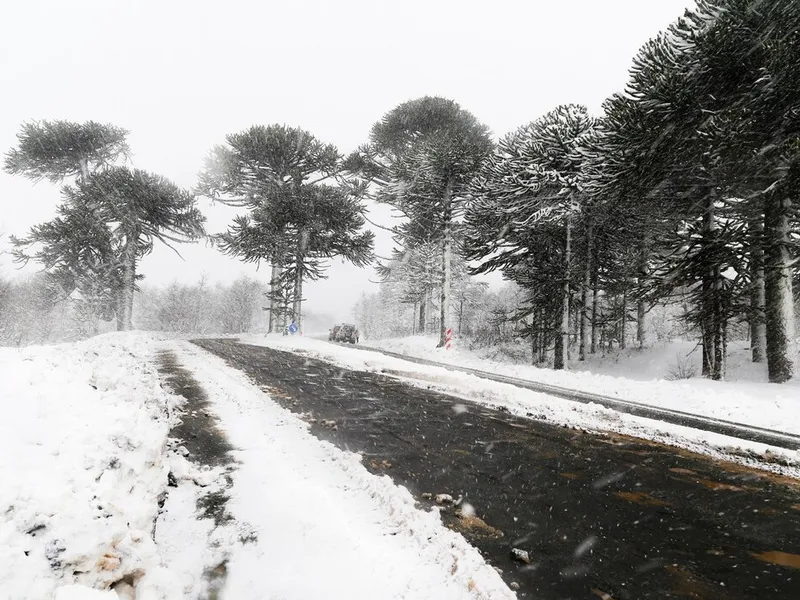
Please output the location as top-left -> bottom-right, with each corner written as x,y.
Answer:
193,339 -> 800,600
345,343 -> 800,451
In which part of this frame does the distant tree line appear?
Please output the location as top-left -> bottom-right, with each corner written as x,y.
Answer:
0,273 -> 270,346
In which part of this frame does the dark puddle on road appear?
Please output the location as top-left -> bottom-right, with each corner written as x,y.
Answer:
669,468 -> 697,475
154,349 -> 236,590
666,564 -> 730,600
445,514 -> 505,540
695,479 -> 744,492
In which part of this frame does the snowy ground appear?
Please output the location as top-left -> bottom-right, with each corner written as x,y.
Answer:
0,332 -> 176,600
173,342 -> 512,600
241,335 -> 800,477
360,336 -> 800,436
1,333 -> 513,600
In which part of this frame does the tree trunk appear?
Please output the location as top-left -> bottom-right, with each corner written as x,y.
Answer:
600,326 -> 606,357
539,320 -> 547,363
291,229 -> 309,330
418,296 -> 426,334
531,317 -> 537,365
591,267 -> 599,355
554,325 -> 564,369
620,289 -> 627,350
554,215 -> 571,370
280,297 -> 289,333
579,301 -> 586,361
748,218 -> 767,363
636,239 -> 650,348
438,178 -> 454,348
569,292 -> 578,362
268,262 -> 281,334
120,235 -> 136,331
722,317 -> 728,378
764,192 -> 796,383
580,223 -> 592,361
701,191 -> 725,380
116,294 -> 125,331
713,294 -> 724,380
636,300 -> 647,349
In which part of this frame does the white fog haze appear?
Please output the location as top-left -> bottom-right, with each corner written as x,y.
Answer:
1,0 -> 692,319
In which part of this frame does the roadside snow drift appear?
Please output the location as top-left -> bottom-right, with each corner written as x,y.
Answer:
175,341 -> 515,600
0,333 -> 175,599
362,336 -> 800,436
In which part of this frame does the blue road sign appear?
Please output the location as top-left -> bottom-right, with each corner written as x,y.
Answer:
288,322 -> 298,334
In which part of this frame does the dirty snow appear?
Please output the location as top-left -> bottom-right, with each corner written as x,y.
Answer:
0,332 -> 176,600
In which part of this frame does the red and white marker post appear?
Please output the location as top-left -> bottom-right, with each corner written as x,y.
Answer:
445,328 -> 452,350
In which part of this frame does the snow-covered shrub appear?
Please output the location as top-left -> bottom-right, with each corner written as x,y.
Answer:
666,353 -> 698,380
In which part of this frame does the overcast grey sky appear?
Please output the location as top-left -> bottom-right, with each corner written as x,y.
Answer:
1,0 -> 694,319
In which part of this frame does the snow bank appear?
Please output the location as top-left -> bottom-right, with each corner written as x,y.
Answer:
0,332 -> 176,599
362,336 -> 800,436
176,341 -> 515,600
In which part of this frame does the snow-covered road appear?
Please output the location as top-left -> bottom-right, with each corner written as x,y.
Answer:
0,333 -> 514,599
169,340 -> 513,600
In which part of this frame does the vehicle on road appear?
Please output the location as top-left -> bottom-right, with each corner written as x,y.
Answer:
329,325 -> 342,341
335,323 -> 359,344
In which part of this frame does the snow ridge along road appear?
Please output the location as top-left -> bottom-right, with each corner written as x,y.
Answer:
344,343 -> 800,452
168,340 -> 515,600
2,333 -> 514,599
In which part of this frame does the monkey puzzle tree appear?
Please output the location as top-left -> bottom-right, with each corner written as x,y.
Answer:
466,105 -> 596,369
199,125 -> 373,331
5,120 -> 132,329
4,120 -> 129,183
349,97 -> 493,347
13,167 -> 206,330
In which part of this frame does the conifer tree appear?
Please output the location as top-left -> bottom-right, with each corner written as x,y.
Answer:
350,97 -> 493,347
199,125 -> 373,330
466,105 -> 596,369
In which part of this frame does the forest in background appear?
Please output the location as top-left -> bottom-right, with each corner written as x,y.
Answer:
2,0 -> 799,384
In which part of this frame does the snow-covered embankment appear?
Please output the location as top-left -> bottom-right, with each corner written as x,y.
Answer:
0,333 -> 176,599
